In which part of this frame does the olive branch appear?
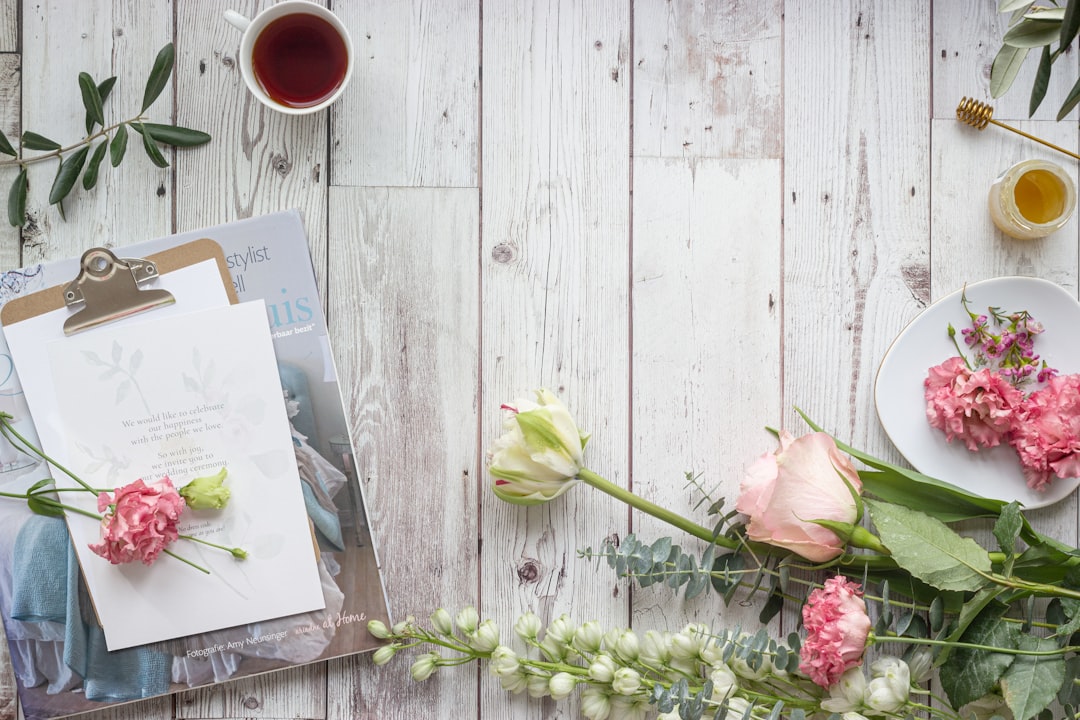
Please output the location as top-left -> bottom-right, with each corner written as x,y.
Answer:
0,43 -> 211,229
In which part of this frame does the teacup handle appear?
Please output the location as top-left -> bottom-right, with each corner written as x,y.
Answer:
223,10 -> 251,32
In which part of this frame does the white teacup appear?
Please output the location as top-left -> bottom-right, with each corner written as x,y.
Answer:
224,1 -> 353,115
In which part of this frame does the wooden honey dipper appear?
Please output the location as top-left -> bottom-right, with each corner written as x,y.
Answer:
956,97 -> 1080,162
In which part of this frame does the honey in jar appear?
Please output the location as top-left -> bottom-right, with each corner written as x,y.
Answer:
989,160 -> 1076,240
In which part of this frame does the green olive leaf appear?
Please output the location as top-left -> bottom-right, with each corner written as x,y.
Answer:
1058,73 -> 1080,120
82,141 -> 109,191
1004,17 -> 1064,48
110,123 -> 128,167
999,0 -> 1034,12
0,129 -> 15,157
136,123 -> 169,168
7,168 -> 27,227
1062,0 -> 1080,49
991,44 -> 1030,99
86,76 -> 118,135
48,146 -> 90,205
78,72 -> 105,129
21,131 -> 62,151
130,122 -> 211,147
142,42 -> 175,113
1029,45 -> 1053,116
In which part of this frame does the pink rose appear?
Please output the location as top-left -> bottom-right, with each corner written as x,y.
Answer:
924,356 -> 1022,452
1009,373 -> 1080,491
735,431 -> 862,562
88,478 -> 186,566
799,576 -> 871,688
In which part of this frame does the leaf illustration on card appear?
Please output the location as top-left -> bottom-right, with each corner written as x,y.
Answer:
82,350 -> 104,366
80,340 -> 150,413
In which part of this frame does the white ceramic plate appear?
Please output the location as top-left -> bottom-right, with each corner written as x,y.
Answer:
875,276 -> 1080,509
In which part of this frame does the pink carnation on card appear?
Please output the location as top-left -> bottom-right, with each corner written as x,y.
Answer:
1009,374 -> 1080,491
88,477 -> 186,566
923,356 -> 1022,452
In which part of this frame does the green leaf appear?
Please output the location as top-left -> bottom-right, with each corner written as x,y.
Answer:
1062,0 -> 1080,48
1004,18 -> 1064,48
82,141 -> 108,191
6,168 -> 26,227
1001,635 -> 1066,720
21,131 -> 61,151
1000,0 -> 1034,12
48,146 -> 90,205
27,496 -> 65,517
939,591 -> 1008,665
136,123 -> 168,168
1058,656 -> 1080,707
940,607 -> 1019,708
1057,74 -> 1080,119
110,123 -> 128,167
994,502 -> 1024,557
0,129 -> 15,157
83,76 -> 117,136
1026,7 -> 1068,20
141,42 -> 175,112
991,44 -> 1031,98
129,122 -> 210,147
1029,45 -> 1053,116
866,499 -> 991,592
78,72 -> 105,129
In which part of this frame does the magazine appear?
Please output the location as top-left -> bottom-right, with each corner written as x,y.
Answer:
0,211 -> 389,720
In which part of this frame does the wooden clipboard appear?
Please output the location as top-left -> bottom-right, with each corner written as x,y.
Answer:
1,238 -> 238,331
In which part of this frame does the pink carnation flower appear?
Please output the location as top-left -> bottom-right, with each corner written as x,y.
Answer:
924,356 -> 1022,451
88,478 -> 186,566
799,576 -> 871,688
1009,374 -> 1080,491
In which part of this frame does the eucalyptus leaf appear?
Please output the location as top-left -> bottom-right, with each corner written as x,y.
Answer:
1063,0 -> 1080,49
866,499 -> 991,592
0,129 -> 15,157
136,123 -> 168,168
110,123 -> 128,167
1001,635 -> 1066,720
22,132 -> 62,152
1029,45 -> 1053,116
991,44 -> 1031,100
48,146 -> 90,205
82,141 -> 108,191
1057,74 -> 1080,119
130,122 -> 211,147
78,72 -> 105,129
6,168 -> 27,227
1004,18 -> 1065,48
940,608 -> 1019,708
141,42 -> 175,113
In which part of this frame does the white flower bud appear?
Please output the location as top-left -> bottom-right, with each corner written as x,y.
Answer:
589,654 -> 617,683
540,634 -> 568,662
514,612 -> 542,642
611,667 -> 642,696
614,630 -> 640,662
865,658 -> 910,714
666,657 -> 699,680
527,671 -> 551,698
471,619 -> 500,653
430,608 -> 453,636
701,641 -> 725,666
366,620 -> 390,639
549,671 -> 577,700
409,652 -> 438,682
731,651 -> 772,681
610,694 -> 651,720
821,667 -> 867,713
905,648 -> 934,683
709,664 -> 738,700
573,620 -> 604,653
581,687 -> 612,720
499,669 -> 529,694
455,607 -> 479,634
670,631 -> 701,660
841,713 -> 870,720
656,708 -> 682,720
372,645 -> 397,666
489,646 -> 520,677
725,697 -> 751,717
546,614 -> 577,645
391,615 -> 414,635
640,630 -> 672,666
603,627 -> 622,652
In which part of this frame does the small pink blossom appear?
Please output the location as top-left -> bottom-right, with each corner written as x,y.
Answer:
88,478 -> 186,566
1009,374 -> 1080,491
799,576 -> 871,688
924,356 -> 1022,451
736,431 -> 862,563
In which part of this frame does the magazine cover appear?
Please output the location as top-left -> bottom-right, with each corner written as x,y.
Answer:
0,211 -> 389,720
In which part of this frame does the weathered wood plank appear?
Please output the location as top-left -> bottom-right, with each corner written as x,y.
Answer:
18,0 -> 174,261
173,0 -> 329,304
325,185 -> 479,720
0,53 -> 21,276
933,0 -> 1080,122
331,0 -> 478,187
480,1 -> 630,717
0,0 -> 15,53
176,663 -> 325,719
630,157 -> 781,632
634,0 -> 782,159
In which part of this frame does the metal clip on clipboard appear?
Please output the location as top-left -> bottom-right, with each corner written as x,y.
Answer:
61,247 -> 175,335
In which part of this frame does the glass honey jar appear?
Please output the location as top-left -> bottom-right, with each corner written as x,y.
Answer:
988,159 -> 1077,240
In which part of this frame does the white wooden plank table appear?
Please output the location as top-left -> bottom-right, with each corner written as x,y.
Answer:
0,2 -> 1078,719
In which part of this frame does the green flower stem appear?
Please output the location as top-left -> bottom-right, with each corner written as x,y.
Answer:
0,416 -> 96,493
177,534 -> 247,559
163,549 -> 209,575
876,632 -> 1080,658
577,468 -> 735,548
0,116 -> 144,169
